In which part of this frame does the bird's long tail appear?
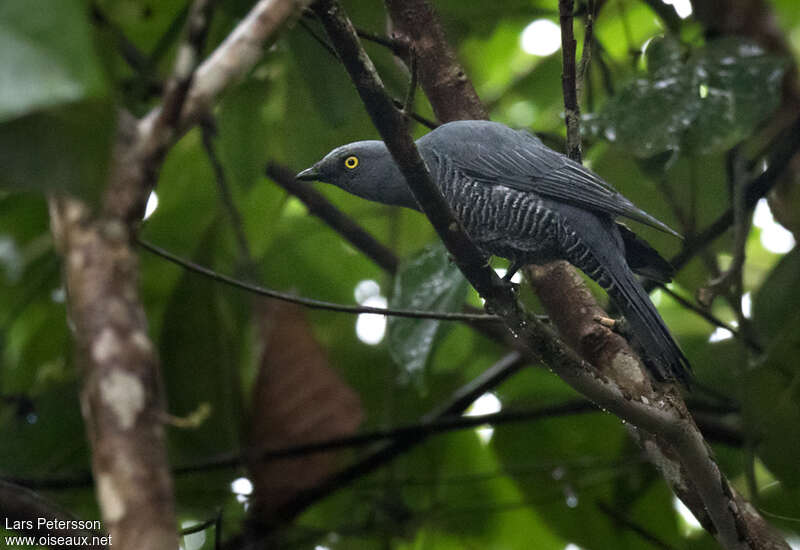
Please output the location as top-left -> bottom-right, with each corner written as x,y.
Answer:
562,216 -> 691,382
602,256 -> 690,382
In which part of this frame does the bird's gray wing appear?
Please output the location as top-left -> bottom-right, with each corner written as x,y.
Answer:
452,132 -> 681,237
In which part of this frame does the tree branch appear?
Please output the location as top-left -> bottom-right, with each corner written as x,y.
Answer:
137,238 -> 499,322
266,162 -> 399,273
139,0 -> 316,139
664,115 -> 800,275
272,350 -> 527,521
46,2 -> 316,548
308,1 -> 787,548
383,0 -> 489,123
49,128 -> 178,550
559,0 -> 583,161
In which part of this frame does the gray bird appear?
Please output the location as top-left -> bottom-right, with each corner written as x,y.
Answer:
297,120 -> 689,382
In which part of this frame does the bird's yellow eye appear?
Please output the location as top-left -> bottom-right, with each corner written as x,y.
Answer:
344,155 -> 359,169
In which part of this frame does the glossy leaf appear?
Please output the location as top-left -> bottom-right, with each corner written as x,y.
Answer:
387,242 -> 469,385
0,0 -> 113,200
591,37 -> 785,157
0,0 -> 107,122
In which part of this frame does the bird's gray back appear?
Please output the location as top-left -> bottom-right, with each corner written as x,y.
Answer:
416,120 -> 679,237
423,147 -> 585,266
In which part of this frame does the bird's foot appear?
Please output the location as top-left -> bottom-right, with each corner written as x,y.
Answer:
594,315 -> 631,338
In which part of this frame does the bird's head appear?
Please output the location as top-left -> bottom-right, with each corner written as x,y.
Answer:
296,141 -> 417,209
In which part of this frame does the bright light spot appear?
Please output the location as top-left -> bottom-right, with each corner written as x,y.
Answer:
0,236 -> 22,282
741,292 -> 752,319
708,326 -> 733,343
180,520 -> 207,550
565,544 -> 584,550
762,224 -> 796,253
356,295 -> 387,345
698,83 -> 709,98
753,199 -> 796,253
51,287 -> 66,304
673,495 -> 703,533
494,268 -> 523,284
651,288 -> 663,306
663,0 -> 692,18
521,19 -> 562,56
465,392 -> 502,444
231,477 -> 253,496
565,487 -> 579,508
354,279 -> 381,304
753,198 -> 773,228
787,535 -> 800,550
283,197 -> 308,217
315,546 -> 332,550
143,191 -> 159,220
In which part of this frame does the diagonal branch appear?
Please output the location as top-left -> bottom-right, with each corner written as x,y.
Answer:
266,162 -> 399,273
139,0 -> 316,139
310,1 -> 787,548
48,2 -> 316,549
272,351 -> 527,521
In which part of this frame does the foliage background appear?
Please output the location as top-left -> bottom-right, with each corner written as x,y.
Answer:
1,0 -> 800,548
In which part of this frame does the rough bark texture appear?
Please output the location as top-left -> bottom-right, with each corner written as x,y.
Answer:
44,1 -> 316,547
50,195 -> 177,550
384,0 -> 489,123
334,0 -> 787,547
139,0 -> 315,137
526,262 -> 651,396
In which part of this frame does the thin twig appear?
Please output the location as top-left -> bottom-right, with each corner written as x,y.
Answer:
138,238 -> 500,322
297,17 -> 438,129
90,2 -> 150,74
155,0 -> 215,140
272,351 -> 528,520
706,147 -> 754,336
666,116 -> 800,275
266,162 -> 400,273
597,500 -> 677,550
177,398 -> 593,474
200,116 -> 257,273
311,2 -> 781,547
266,161 -> 516,343
559,0 -> 583,162
656,284 -> 762,353
576,0 -> 595,105
403,46 -> 418,116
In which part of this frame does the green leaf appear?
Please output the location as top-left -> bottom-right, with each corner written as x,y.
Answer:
0,0 -> 113,199
387,242 -> 469,386
591,37 -> 785,157
741,314 -> 800,486
0,100 -> 115,200
159,225 -> 245,462
0,0 -> 107,122
753,248 -> 800,345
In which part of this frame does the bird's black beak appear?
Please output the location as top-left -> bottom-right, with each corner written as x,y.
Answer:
296,165 -> 320,182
